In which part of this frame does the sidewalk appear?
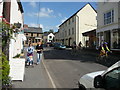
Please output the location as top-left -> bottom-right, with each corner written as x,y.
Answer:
12,50 -> 52,88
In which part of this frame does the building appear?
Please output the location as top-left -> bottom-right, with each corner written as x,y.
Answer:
43,32 -> 55,43
82,29 -> 96,48
1,0 -> 26,59
0,1 -> 3,21
54,3 -> 97,47
96,2 -> 120,51
24,27 -> 43,46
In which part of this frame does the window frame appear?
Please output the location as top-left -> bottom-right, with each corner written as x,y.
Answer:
104,9 -> 114,25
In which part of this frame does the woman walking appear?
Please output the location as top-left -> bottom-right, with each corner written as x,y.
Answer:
36,41 -> 43,65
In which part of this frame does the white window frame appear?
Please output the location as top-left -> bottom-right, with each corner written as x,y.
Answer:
104,9 -> 114,25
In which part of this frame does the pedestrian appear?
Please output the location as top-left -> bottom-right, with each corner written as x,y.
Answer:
78,41 -> 83,50
26,43 -> 34,66
72,41 -> 76,50
36,41 -> 43,65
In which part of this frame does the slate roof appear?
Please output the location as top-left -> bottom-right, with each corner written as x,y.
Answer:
24,27 -> 43,34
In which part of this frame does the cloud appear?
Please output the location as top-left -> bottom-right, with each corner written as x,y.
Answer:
29,2 -> 37,8
61,17 -> 67,23
26,7 -> 54,18
29,23 -> 44,29
35,8 -> 54,17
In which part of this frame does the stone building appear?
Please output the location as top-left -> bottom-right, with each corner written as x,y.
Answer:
24,27 -> 43,46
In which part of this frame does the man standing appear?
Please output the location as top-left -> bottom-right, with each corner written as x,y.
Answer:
36,41 -> 43,65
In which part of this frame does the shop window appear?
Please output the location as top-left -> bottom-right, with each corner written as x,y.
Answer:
72,28 -> 74,34
112,30 -> 120,49
31,33 -> 33,36
37,33 -> 39,37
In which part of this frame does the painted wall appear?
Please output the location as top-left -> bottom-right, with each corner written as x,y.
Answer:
47,33 -> 55,42
97,2 -> 119,32
0,1 -> 3,21
76,4 -> 97,46
9,0 -> 25,59
10,0 -> 23,27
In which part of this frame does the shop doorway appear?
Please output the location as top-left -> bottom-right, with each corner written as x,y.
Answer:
104,31 -> 111,48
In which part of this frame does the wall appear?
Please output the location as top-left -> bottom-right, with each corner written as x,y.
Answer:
77,4 -> 97,46
10,0 -> 23,27
0,2 -> 3,21
9,0 -> 25,59
97,2 -> 119,32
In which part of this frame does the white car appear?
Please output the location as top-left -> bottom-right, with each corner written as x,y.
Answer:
78,61 -> 120,90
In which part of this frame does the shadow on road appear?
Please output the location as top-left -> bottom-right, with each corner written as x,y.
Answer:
43,48 -> 120,67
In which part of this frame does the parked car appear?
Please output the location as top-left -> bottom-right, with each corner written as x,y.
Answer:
78,61 -> 120,90
53,43 -> 66,50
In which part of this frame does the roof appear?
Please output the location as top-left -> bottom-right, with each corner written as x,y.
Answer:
44,33 -> 49,36
82,29 -> 96,36
24,27 -> 43,33
59,3 -> 97,27
17,0 -> 24,13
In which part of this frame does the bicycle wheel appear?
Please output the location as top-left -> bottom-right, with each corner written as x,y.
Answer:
96,55 -> 100,62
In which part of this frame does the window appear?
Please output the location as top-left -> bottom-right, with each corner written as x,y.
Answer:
104,10 -> 114,25
31,33 -> 33,36
69,29 -> 70,35
37,33 -> 39,37
104,67 -> 120,89
72,17 -> 74,22
112,30 -> 120,49
69,19 -> 70,25
65,31 -> 67,36
72,28 -> 74,34
49,36 -> 52,38
65,23 -> 67,26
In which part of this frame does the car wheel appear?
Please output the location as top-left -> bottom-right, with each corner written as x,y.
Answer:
79,84 -> 86,90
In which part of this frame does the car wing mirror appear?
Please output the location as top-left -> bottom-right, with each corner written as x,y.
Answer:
94,75 -> 104,88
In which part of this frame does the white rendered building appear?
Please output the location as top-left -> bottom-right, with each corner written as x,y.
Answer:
96,2 -> 120,50
55,3 -> 97,47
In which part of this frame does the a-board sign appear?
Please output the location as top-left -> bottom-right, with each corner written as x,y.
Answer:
9,58 -> 25,81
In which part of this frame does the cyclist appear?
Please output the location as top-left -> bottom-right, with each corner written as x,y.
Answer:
99,41 -> 111,57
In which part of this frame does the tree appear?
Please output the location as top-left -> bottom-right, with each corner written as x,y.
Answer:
49,29 -> 54,33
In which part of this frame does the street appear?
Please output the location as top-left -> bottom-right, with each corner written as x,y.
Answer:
12,46 -> 120,88
43,47 -> 107,88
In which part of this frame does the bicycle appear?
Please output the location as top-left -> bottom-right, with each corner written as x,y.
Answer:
96,51 -> 112,63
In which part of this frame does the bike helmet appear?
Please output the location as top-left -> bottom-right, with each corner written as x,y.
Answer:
104,42 -> 108,45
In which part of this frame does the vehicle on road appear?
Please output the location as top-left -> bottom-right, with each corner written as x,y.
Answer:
53,43 -> 66,50
78,61 -> 120,90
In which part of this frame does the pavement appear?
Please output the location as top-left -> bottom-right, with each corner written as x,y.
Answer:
12,48 -> 53,88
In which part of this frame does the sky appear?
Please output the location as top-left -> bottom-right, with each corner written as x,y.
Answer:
22,2 -> 97,32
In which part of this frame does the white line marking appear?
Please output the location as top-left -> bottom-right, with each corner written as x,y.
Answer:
42,54 -> 57,88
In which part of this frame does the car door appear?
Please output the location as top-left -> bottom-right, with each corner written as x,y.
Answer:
103,67 -> 120,89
